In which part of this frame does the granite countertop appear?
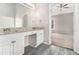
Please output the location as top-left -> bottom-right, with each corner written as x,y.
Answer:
0,27 -> 44,35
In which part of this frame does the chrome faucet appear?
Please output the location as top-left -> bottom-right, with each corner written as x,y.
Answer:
3,28 -> 11,32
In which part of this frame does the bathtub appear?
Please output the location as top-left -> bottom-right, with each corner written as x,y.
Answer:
51,33 -> 73,49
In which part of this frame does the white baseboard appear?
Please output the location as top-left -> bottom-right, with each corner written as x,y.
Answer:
74,49 -> 79,54
43,42 -> 51,45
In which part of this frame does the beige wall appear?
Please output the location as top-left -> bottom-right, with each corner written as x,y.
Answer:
53,13 -> 73,34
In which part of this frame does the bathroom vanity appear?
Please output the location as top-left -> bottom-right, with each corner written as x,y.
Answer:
0,3 -> 44,55
0,28 -> 44,55
0,3 -> 50,55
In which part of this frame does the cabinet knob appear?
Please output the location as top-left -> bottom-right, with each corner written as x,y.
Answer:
11,41 -> 16,43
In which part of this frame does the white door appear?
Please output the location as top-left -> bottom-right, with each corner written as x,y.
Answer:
74,4 -> 79,53
0,32 -> 25,55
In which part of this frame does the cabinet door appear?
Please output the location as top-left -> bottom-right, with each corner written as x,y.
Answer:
36,30 -> 44,47
24,36 -> 29,47
2,44 -> 11,55
12,33 -> 25,55
0,35 -> 14,55
29,34 -> 37,47
13,40 -> 24,55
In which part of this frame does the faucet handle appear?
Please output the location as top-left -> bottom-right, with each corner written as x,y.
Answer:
11,41 -> 16,43
3,28 -> 11,32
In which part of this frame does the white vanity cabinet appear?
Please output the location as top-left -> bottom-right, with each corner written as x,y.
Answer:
10,33 -> 25,55
0,29 -> 44,55
36,30 -> 44,47
25,30 -> 44,47
30,30 -> 44,47
0,33 -> 26,55
52,4 -> 74,16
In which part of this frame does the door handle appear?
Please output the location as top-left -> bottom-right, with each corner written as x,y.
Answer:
11,41 -> 16,43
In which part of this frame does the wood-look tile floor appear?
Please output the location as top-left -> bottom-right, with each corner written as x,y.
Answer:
23,44 -> 77,55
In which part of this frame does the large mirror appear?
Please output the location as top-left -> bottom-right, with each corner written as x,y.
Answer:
0,3 -> 15,28
0,3 -> 34,28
